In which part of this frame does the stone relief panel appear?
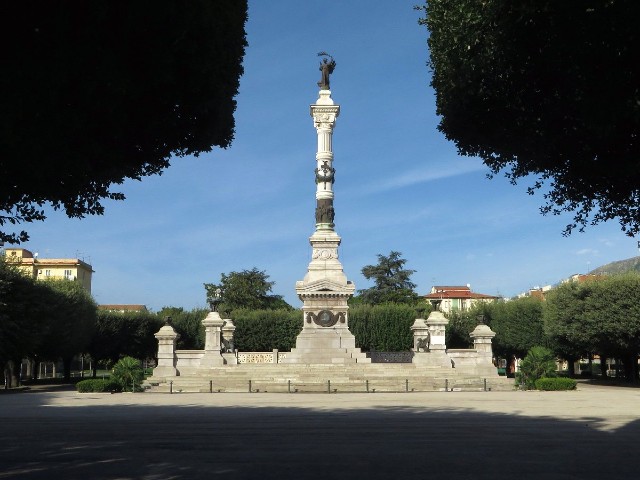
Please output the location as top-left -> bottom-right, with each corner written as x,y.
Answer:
312,248 -> 338,260
237,353 -> 275,364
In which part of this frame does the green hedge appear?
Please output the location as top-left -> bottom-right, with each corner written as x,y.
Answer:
199,304 -> 420,353
349,304 -> 416,351
233,309 -> 302,351
76,378 -> 122,393
534,377 -> 577,391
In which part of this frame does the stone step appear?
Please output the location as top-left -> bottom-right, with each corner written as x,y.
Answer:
146,374 -> 513,393
148,379 -> 513,394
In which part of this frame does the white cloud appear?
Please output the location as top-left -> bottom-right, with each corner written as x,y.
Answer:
576,248 -> 598,256
598,238 -> 615,247
376,162 -> 486,192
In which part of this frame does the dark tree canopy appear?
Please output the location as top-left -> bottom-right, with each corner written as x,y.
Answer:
89,310 -> 163,367
544,274 -> 640,361
419,1 -> 640,235
204,268 -> 292,312
0,257 -> 49,365
358,251 -> 419,305
490,296 -> 546,359
156,306 -> 208,350
1,1 -> 248,243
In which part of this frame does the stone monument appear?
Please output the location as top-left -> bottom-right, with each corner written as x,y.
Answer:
283,54 -> 369,364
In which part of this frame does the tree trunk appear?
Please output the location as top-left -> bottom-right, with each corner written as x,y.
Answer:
10,358 -> 22,387
32,359 -> 41,381
63,357 -> 72,382
2,361 -> 9,389
622,356 -> 633,381
629,351 -> 639,383
566,356 -> 576,378
5,360 -> 18,388
599,354 -> 608,378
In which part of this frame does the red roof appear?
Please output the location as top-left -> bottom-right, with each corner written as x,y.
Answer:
425,285 -> 499,300
424,291 -> 499,300
432,285 -> 470,291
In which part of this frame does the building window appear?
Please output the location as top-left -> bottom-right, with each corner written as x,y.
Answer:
45,270 -> 51,277
64,269 -> 72,279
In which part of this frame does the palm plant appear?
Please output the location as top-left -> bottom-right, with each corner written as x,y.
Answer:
111,356 -> 144,392
516,346 -> 557,389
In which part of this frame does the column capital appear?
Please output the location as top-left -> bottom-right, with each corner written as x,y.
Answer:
310,104 -> 340,130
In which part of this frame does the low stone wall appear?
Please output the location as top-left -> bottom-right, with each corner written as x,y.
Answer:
173,350 -> 204,375
448,349 -> 496,376
447,349 -> 479,368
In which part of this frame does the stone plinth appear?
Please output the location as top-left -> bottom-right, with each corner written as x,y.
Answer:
469,324 -> 497,376
200,311 -> 225,367
284,277 -> 369,364
153,324 -> 179,377
426,310 -> 449,351
412,312 -> 452,367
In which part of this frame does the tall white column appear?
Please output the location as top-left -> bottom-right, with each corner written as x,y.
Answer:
285,85 -> 368,364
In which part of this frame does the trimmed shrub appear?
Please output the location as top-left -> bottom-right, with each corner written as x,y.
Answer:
535,377 -> 577,391
349,304 -> 416,351
233,309 -> 301,351
76,378 -> 122,393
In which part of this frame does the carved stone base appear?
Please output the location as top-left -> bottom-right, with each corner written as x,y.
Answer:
283,326 -> 370,364
285,251 -> 369,364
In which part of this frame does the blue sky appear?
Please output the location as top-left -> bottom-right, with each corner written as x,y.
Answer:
8,1 -> 638,310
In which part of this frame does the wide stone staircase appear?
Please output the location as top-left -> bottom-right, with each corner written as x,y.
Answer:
146,363 -> 514,393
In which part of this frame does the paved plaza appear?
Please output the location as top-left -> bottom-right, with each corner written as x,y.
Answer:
1,382 -> 638,479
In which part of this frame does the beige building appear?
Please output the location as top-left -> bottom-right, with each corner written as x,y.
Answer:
4,248 -> 93,292
98,305 -> 148,313
424,285 -> 500,314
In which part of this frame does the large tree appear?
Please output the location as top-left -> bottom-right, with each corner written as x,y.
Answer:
0,256 -> 50,385
419,1 -> 640,235
1,1 -> 248,244
358,251 -> 419,305
204,268 -> 292,312
156,307 -> 209,350
490,296 -> 547,359
88,309 -> 163,376
544,274 -> 640,380
36,279 -> 97,381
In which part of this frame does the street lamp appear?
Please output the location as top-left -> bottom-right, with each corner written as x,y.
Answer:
209,288 -> 222,312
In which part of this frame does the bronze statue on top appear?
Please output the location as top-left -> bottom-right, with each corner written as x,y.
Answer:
317,52 -> 336,90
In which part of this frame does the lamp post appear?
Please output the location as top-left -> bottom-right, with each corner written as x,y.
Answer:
209,288 -> 222,313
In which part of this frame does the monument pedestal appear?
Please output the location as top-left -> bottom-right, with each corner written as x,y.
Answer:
412,311 -> 453,368
153,323 -> 179,377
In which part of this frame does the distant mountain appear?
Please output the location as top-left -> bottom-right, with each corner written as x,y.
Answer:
590,256 -> 640,275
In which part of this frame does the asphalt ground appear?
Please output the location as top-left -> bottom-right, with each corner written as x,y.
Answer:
1,382 -> 638,480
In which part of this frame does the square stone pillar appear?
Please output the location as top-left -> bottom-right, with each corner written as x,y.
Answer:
411,312 -> 452,368
153,323 -> 179,377
200,311 -> 225,367
221,318 -> 238,365
470,324 -> 498,376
